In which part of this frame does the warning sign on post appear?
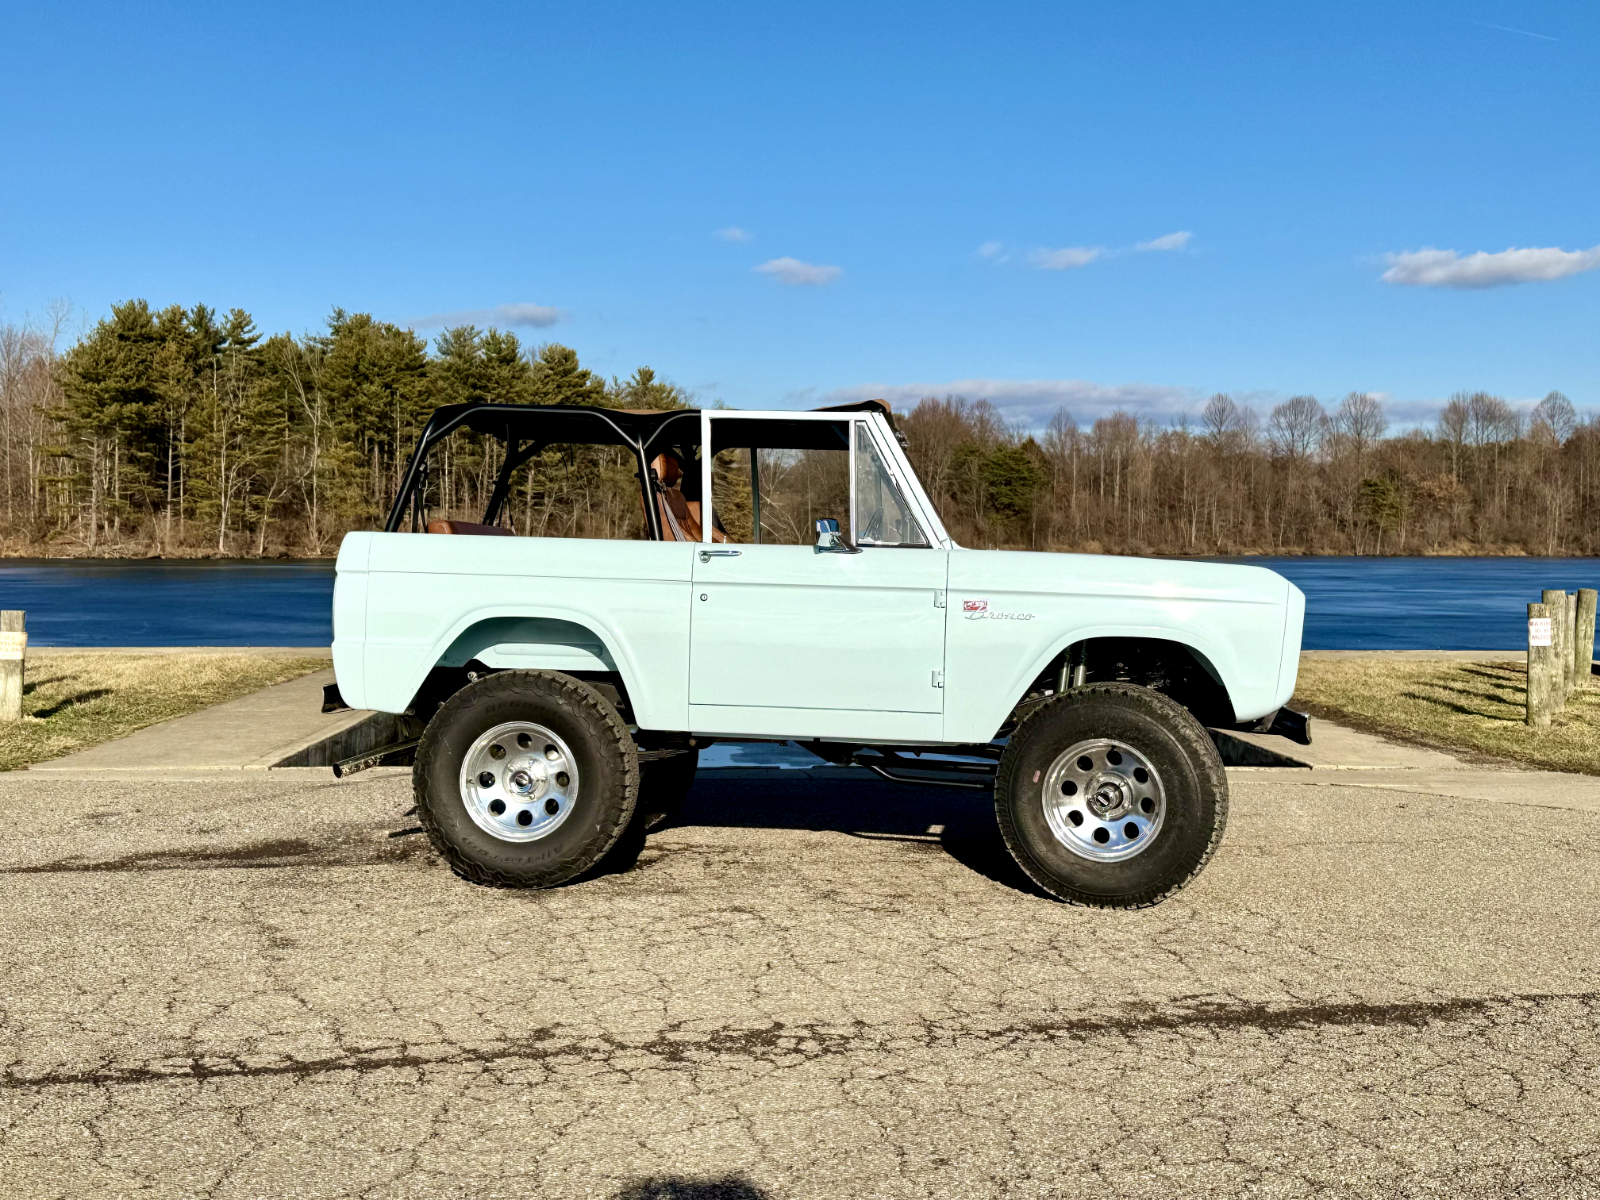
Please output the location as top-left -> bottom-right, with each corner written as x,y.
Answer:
1529,617 -> 1553,647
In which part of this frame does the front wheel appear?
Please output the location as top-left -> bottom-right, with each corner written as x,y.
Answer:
995,683 -> 1227,908
413,670 -> 639,888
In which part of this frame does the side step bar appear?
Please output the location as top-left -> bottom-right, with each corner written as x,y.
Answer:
849,747 -> 998,791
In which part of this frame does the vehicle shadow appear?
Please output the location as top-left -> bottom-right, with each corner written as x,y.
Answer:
599,770 -> 1046,898
614,1175 -> 773,1199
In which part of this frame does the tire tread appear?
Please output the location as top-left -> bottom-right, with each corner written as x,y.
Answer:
996,682 -> 1228,909
412,670 -> 639,889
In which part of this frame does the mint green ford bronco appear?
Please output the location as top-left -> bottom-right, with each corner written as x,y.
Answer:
328,400 -> 1306,907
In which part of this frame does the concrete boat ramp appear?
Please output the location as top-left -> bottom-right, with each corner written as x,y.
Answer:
27,669 -> 397,775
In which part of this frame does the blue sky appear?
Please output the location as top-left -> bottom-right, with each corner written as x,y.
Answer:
1,0 -> 1595,428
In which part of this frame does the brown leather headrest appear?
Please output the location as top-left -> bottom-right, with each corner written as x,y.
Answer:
651,454 -> 682,488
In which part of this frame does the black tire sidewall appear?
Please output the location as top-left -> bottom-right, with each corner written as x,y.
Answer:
415,671 -> 637,887
999,687 -> 1225,905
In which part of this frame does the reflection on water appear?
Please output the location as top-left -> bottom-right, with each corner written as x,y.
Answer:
0,555 -> 1595,650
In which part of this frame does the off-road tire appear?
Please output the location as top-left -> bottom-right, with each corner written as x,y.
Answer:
413,670 -> 639,888
638,747 -> 699,832
995,683 -> 1227,908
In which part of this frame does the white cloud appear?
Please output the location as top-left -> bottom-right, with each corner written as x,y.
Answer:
1029,246 -> 1103,271
716,226 -> 753,242
1381,244 -> 1600,288
978,240 -> 1005,259
754,257 -> 842,286
820,377 -> 1206,428
812,379 -> 1580,433
405,303 -> 561,329
1136,230 -> 1192,252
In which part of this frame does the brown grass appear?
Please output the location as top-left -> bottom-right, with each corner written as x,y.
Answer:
1292,658 -> 1600,776
0,653 -> 329,771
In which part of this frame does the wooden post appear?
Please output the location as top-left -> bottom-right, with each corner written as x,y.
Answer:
1578,588 -> 1598,692
0,611 -> 24,723
1566,591 -> 1580,696
1543,589 -> 1569,709
1527,602 -> 1553,729
1568,591 -> 1581,695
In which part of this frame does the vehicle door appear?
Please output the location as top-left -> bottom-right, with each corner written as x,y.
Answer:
687,414 -> 949,737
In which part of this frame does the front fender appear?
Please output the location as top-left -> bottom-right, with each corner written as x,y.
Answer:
942,550 -> 1292,741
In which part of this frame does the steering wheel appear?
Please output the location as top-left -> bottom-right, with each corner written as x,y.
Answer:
861,506 -> 885,543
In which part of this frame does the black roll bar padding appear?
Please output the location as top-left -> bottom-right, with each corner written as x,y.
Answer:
385,405 -> 498,532
387,404 -> 680,539
635,444 -> 662,541
410,459 -> 429,531
639,409 -> 704,460
485,437 -> 548,527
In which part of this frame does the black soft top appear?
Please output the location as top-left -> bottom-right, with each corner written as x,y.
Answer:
416,398 -> 893,454
386,399 -> 895,534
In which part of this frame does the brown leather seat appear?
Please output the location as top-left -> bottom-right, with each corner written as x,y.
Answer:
648,455 -> 726,543
426,520 -> 515,536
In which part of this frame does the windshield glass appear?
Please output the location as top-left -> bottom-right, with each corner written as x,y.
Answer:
853,424 -> 929,547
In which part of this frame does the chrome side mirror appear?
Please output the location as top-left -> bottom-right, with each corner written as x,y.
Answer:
814,517 -> 860,554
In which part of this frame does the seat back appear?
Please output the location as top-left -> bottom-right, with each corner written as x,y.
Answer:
426,520 -> 515,536
648,454 -> 727,543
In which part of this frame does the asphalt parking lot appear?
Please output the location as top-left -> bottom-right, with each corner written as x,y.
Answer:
1,766 -> 1598,1199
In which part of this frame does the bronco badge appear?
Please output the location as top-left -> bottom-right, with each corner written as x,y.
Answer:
963,599 -> 1035,621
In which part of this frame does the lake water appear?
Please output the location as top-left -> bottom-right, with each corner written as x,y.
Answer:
0,555 -> 1595,650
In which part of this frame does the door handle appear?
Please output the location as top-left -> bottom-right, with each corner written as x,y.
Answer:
699,549 -> 742,562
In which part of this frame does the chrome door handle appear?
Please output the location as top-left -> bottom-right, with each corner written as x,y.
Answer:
699,549 -> 742,562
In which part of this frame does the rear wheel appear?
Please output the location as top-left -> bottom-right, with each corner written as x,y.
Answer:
995,683 -> 1227,908
413,670 -> 638,888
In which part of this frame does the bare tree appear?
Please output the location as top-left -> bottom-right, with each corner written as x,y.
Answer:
1531,390 -> 1577,445
1267,395 -> 1324,461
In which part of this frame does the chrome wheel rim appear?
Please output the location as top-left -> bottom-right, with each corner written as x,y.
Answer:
1042,738 -> 1165,862
459,721 -> 579,843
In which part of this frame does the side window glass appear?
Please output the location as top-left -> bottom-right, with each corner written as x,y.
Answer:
708,419 -> 851,544
853,425 -> 930,547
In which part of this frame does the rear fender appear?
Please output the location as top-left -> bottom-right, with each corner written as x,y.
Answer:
365,604 -> 669,726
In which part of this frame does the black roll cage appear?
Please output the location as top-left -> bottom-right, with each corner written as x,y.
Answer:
383,400 -> 898,540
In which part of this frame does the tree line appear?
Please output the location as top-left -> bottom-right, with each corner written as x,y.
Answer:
0,300 -> 685,554
0,298 -> 1595,557
899,388 -> 1600,556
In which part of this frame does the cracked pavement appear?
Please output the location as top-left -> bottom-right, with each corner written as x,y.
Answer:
1,766 -> 1598,1198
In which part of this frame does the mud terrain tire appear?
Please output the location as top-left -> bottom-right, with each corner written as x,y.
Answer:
996,683 -> 1227,908
414,670 -> 638,888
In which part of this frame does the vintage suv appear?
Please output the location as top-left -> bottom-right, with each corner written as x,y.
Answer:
329,400 -> 1306,908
